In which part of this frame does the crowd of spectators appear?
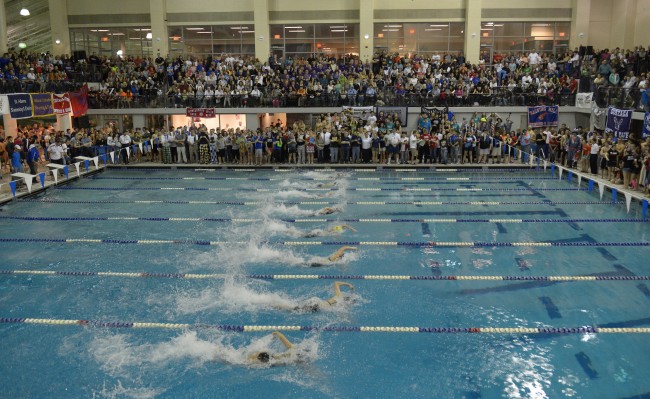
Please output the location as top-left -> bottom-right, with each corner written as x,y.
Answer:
2,46 -> 650,110
2,109 -> 649,196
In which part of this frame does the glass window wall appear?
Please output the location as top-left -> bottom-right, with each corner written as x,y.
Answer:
168,25 -> 255,58
70,27 -> 153,58
480,21 -> 571,62
373,22 -> 464,57
270,24 -> 360,61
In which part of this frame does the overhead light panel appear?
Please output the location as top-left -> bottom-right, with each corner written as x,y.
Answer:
20,7 -> 30,16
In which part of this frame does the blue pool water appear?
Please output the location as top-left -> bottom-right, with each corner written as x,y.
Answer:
0,168 -> 649,398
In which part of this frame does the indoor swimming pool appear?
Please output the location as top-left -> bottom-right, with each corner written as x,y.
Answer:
0,167 -> 649,398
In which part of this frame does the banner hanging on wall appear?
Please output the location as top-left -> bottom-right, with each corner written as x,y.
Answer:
186,108 -> 216,118
53,93 -> 71,114
642,112 -> 650,139
31,93 -> 55,117
604,106 -> 633,139
7,93 -> 33,119
527,105 -> 559,128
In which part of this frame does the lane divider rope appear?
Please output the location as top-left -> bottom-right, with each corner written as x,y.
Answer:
18,199 -> 626,206
89,176 -> 559,182
2,270 -> 648,281
0,318 -> 647,334
0,238 -> 648,247
0,216 -> 643,224
55,187 -> 590,192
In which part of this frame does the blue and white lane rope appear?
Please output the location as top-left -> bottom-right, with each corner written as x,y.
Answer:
19,199 -> 626,206
90,176 -> 560,182
0,317 -> 646,334
2,270 -> 648,281
110,167 -> 546,174
55,186 -> 589,192
0,216 -> 643,224
0,238 -> 648,247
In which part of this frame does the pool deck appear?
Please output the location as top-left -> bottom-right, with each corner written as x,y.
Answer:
1,161 -> 648,206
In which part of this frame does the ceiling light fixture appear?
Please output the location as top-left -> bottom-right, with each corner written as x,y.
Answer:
20,7 -> 30,16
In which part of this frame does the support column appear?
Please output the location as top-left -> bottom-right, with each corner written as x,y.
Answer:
254,0 -> 270,62
150,0 -> 168,57
359,0 -> 374,63
49,0 -> 71,55
56,114 -> 72,132
0,1 -> 8,54
464,0 -> 482,64
570,0 -> 590,49
2,114 -> 18,136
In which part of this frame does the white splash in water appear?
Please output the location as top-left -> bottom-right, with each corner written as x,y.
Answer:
92,380 -> 166,399
172,278 -> 363,315
89,331 -> 320,372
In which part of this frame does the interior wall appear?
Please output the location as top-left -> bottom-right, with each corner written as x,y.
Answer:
66,0 -> 149,15
634,0 -> 650,47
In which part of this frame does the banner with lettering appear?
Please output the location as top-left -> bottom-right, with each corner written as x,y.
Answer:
376,106 -> 408,126
53,93 -> 71,114
575,92 -> 593,109
186,108 -> 216,118
420,106 -> 448,130
643,112 -> 650,139
604,106 -> 633,139
7,93 -> 33,119
69,84 -> 89,117
31,93 -> 54,116
0,95 -> 8,114
527,105 -> 559,128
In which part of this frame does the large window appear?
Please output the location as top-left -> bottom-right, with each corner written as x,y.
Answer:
167,25 -> 255,58
373,22 -> 464,56
480,21 -> 570,60
270,24 -> 360,60
70,27 -> 153,58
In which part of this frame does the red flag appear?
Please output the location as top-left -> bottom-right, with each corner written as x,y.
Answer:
69,84 -> 89,117
53,93 -> 71,114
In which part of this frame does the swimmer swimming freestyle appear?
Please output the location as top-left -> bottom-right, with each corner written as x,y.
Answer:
309,246 -> 357,267
303,224 -> 357,238
274,282 -> 355,313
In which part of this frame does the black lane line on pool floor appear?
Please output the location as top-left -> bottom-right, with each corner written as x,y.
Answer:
575,352 -> 599,379
517,181 -> 548,199
637,284 -> 650,299
539,296 -> 563,319
596,247 -> 619,261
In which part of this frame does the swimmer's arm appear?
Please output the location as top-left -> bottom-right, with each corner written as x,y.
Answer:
343,224 -> 357,232
333,281 -> 354,296
328,246 -> 357,262
273,332 -> 293,349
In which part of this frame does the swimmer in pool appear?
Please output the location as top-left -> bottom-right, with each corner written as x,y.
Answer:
314,206 -> 342,215
303,224 -> 357,238
309,245 -> 357,267
275,281 -> 355,313
247,332 -> 297,365
315,181 -> 337,188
